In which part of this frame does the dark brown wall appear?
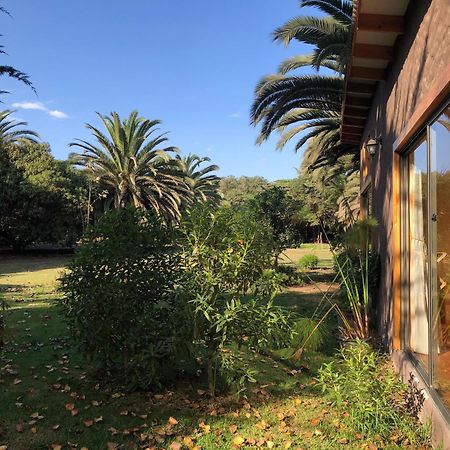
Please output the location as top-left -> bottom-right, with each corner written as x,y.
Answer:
361,0 -> 450,348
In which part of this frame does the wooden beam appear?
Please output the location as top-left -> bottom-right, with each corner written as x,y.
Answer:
343,106 -> 367,118
354,43 -> 393,61
342,125 -> 365,134
341,134 -> 362,144
350,66 -> 386,81
345,95 -> 372,108
347,81 -> 376,95
344,116 -> 367,127
358,13 -> 405,33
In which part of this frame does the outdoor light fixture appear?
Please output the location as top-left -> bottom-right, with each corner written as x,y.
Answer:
366,136 -> 382,157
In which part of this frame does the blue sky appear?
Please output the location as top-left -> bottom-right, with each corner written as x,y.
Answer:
2,1 -> 316,181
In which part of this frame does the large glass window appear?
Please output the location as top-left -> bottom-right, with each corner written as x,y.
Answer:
431,105 -> 450,409
403,102 -> 450,411
407,137 -> 429,370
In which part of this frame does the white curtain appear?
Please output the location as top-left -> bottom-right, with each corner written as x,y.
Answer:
409,166 -> 429,355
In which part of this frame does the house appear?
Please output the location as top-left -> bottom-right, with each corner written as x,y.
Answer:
340,0 -> 450,446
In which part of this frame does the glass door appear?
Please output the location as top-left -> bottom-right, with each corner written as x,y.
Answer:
430,105 -> 450,409
405,136 -> 430,372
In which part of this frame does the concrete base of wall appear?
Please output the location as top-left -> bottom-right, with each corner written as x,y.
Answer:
393,351 -> 450,449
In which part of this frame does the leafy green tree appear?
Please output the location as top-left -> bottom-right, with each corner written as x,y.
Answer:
70,111 -> 191,224
0,141 -> 86,250
176,153 -> 221,205
219,176 -> 268,205
250,186 -> 302,263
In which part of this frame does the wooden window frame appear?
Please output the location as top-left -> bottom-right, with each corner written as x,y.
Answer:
392,64 -> 450,351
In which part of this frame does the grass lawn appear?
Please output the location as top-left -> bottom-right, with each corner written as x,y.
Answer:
0,256 -> 429,450
280,244 -> 333,269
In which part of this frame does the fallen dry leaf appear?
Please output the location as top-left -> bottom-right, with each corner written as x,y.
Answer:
107,443 -> 119,450
65,403 -> 75,411
338,437 -> 349,444
168,416 -> 178,426
15,423 -> 24,432
70,409 -> 78,417
232,435 -> 245,446
31,426 -> 37,434
266,441 -> 275,449
50,445 -> 62,450
169,443 -> 182,450
84,420 -> 94,428
13,378 -> 22,385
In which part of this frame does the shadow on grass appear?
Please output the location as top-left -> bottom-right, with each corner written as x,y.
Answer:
0,255 -> 71,276
0,298 -> 340,450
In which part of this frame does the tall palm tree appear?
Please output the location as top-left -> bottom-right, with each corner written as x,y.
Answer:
70,111 -> 191,224
251,0 -> 355,171
176,153 -> 221,205
0,110 -> 39,144
0,6 -> 34,94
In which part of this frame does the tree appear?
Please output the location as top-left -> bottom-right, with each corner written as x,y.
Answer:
0,110 -> 39,144
0,141 -> 86,250
176,153 -> 221,205
0,6 -> 34,93
251,0 -> 357,171
219,176 -> 268,205
250,186 -> 302,263
70,111 -> 191,224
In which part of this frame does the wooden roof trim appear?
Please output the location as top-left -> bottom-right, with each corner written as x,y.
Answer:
358,13 -> 405,33
350,66 -> 386,80
346,81 -> 377,95
354,43 -> 393,61
343,106 -> 369,118
345,95 -> 372,108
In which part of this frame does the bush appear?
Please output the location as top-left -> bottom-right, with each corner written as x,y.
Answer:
298,254 -> 319,269
60,208 -> 189,390
317,340 -> 430,444
275,265 -> 305,286
181,204 -> 292,395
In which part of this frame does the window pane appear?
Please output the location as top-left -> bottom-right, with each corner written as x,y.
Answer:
431,105 -> 450,408
408,137 -> 429,370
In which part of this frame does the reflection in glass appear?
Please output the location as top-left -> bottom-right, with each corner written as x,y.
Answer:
431,106 -> 450,409
408,137 -> 429,370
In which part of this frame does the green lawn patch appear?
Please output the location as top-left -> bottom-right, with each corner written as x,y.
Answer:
0,256 -> 431,450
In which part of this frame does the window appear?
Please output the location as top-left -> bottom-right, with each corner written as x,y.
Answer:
402,101 -> 450,409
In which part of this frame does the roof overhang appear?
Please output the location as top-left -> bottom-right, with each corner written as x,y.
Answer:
340,0 -> 410,144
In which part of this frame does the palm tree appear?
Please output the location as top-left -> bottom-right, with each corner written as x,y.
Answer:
0,6 -> 34,94
176,153 -> 221,205
0,110 -> 39,144
70,111 -> 191,224
251,0 -> 355,171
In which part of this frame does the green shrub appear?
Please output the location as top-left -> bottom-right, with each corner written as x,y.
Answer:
275,265 -> 305,286
298,254 -> 319,269
60,208 -> 190,390
317,340 -> 430,444
181,204 -> 292,395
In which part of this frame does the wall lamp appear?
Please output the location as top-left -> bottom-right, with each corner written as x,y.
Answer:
365,136 -> 382,157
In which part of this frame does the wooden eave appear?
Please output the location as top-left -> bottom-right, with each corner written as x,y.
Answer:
340,0 -> 410,144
